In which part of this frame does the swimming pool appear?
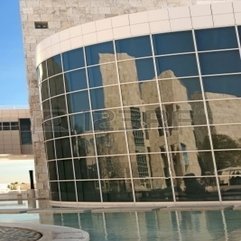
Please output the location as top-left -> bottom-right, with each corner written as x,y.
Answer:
0,208 -> 241,241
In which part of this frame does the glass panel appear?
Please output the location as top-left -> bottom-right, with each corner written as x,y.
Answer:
90,86 -> 121,110
202,75 -> 241,99
41,80 -> 49,101
65,69 -> 87,92
121,81 -> 159,106
53,116 -> 69,138
2,122 -> 10,130
86,41 -> 114,66
134,179 -> 173,201
77,181 -> 101,201
166,126 -> 211,151
62,48 -> 84,71
136,58 -> 155,81
51,95 -> 67,117
67,91 -> 90,113
37,61 -> 47,81
69,112 -> 92,134
50,182 -> 59,201
156,54 -> 198,78
116,36 -> 152,60
60,181 -> 76,201
195,27 -> 238,51
74,158 -> 98,179
46,140 -> 55,160
48,161 -> 57,180
98,156 -> 130,178
42,100 -> 51,120
101,180 -> 133,202
72,134 -> 95,157
207,99 -> 241,124
131,154 -> 168,178
10,122 -> 19,130
88,63 -> 117,88
199,50 -> 241,75
58,159 -> 74,180
43,120 -> 53,140
93,109 -> 123,132
153,31 -> 194,55
55,138 -> 71,159
162,101 -> 207,127
96,132 -> 127,155
210,125 -> 241,150
159,77 -> 202,102
49,74 -> 65,97
47,54 -> 62,76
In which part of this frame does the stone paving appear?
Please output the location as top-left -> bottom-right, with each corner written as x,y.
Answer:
0,226 -> 42,241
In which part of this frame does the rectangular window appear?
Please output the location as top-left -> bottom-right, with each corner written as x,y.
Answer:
34,21 -> 48,29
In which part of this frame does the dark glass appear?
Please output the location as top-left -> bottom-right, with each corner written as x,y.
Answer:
53,116 -> 69,138
159,77 -> 202,102
55,138 -> 71,159
156,54 -> 198,78
2,122 -> 10,130
101,180 -> 133,202
51,95 -> 67,117
47,54 -> 62,76
49,74 -> 65,97
98,156 -> 130,178
77,181 -> 101,201
115,36 -> 152,60
135,58 -> 155,81
202,75 -> 241,98
74,158 -> 98,179
121,81 -> 159,106
50,182 -> 59,201
210,125 -> 241,150
42,100 -> 51,120
62,48 -> 84,71
19,119 -> 32,144
199,50 -> 241,75
67,91 -> 90,113
153,31 -> 194,55
166,126 -> 211,151
96,132 -> 127,155
207,99 -> 241,124
86,41 -> 114,66
90,88 -> 105,110
65,69 -> 87,92
43,120 -> 53,140
195,27 -> 238,51
93,109 -> 123,131
70,112 -> 92,134
41,80 -> 49,101
162,101 -> 207,127
10,122 -> 19,130
37,61 -> 48,81
46,141 -> 55,160
88,64 -> 117,87
58,159 -> 74,180
72,134 -> 95,157
60,181 -> 76,201
48,161 -> 57,180
134,179 -> 173,201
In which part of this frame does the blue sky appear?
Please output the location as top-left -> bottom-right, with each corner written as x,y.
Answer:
0,1 -> 28,106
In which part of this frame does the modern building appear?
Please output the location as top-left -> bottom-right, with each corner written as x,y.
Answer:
20,0 -> 241,204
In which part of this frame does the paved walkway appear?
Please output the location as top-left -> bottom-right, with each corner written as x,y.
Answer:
0,226 -> 42,241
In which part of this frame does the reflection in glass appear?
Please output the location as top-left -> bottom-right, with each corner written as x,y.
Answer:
77,181 -> 101,201
116,36 -> 152,60
51,96 -> 67,117
156,54 -> 198,78
98,156 -> 130,178
65,69 -> 87,92
195,27 -> 238,51
62,48 -> 84,71
74,158 -> 98,179
135,58 -> 155,81
70,112 -> 92,134
88,63 -> 117,87
53,116 -> 69,138
50,182 -> 59,201
67,91 -> 90,113
153,30 -> 194,55
48,161 -> 57,180
55,138 -> 71,159
202,75 -> 241,99
134,179 -> 173,201
199,50 -> 241,75
42,100 -> 51,120
46,140 -> 55,160
47,54 -> 62,77
43,120 -> 53,140
101,180 -> 133,201
41,80 -> 49,101
49,74 -> 65,97
58,159 -> 74,180
37,61 -> 47,81
72,134 -> 95,157
60,181 -> 76,201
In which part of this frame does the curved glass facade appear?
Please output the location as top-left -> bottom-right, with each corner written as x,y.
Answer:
38,26 -> 241,202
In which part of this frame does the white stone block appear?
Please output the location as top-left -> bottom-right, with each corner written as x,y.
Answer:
83,32 -> 97,46
168,6 -> 190,19
190,4 -> 211,17
129,11 -> 148,24
70,36 -> 84,49
97,29 -> 113,43
60,40 -> 71,53
211,2 -> 233,14
113,26 -> 131,40
170,18 -> 192,31
192,16 -> 213,29
96,18 -> 112,31
149,20 -> 171,34
234,12 -> 241,24
130,23 -> 150,36
213,14 -> 235,27
82,21 -> 96,34
233,1 -> 241,13
69,25 -> 82,38
147,9 -> 169,22
59,29 -> 70,41
111,15 -> 129,28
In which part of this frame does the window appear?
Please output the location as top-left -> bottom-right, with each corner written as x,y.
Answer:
34,21 -> 48,29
